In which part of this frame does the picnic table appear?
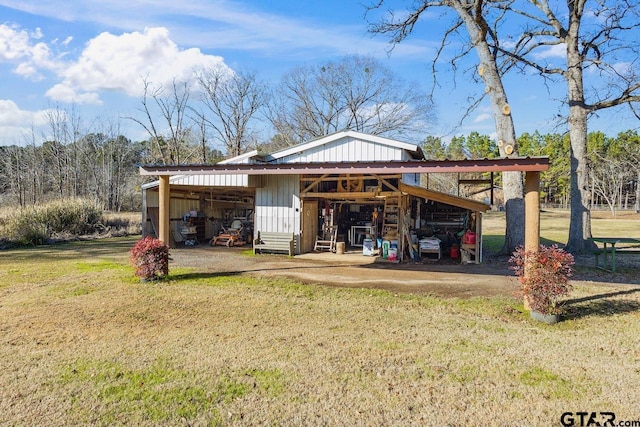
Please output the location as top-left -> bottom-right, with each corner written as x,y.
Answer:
591,237 -> 640,273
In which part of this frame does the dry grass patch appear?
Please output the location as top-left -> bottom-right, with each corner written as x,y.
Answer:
1,238 -> 639,426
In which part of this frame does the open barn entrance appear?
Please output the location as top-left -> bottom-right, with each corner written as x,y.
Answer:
300,174 -> 488,263
142,184 -> 256,247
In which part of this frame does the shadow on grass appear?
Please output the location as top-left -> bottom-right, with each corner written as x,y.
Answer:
564,288 -> 640,320
482,235 -> 564,255
1,236 -> 139,261
169,271 -> 244,281
167,263 -> 368,282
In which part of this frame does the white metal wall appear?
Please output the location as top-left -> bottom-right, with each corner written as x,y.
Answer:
254,175 -> 301,251
276,136 -> 407,163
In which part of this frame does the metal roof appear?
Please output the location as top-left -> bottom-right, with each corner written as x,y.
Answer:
261,130 -> 424,162
139,157 -> 549,176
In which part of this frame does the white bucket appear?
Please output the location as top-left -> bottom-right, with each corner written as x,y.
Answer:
362,238 -> 374,256
388,248 -> 398,261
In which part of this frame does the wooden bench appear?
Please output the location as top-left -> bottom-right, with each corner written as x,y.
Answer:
591,237 -> 640,273
253,231 -> 295,256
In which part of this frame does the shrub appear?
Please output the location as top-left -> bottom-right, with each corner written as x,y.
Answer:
130,236 -> 170,280
1,199 -> 105,245
509,245 -> 575,315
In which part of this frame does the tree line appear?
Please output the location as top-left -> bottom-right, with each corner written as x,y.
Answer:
423,130 -> 640,216
2,108 -> 638,217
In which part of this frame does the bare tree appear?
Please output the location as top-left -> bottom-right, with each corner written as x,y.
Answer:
195,66 -> 266,157
589,153 -> 628,216
1,145 -> 27,206
269,55 -> 434,146
129,77 -> 194,165
367,2 -> 525,254
43,106 -> 72,197
488,0 -> 640,252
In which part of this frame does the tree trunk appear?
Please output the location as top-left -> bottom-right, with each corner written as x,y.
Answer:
458,6 -> 525,254
635,170 -> 640,213
564,13 -> 594,253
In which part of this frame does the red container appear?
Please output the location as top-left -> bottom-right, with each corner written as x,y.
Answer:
462,231 -> 476,245
450,245 -> 460,258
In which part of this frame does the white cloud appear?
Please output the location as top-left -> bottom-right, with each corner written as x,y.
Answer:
1,0 -> 430,59
473,113 -> 492,123
611,61 -> 633,77
49,27 -> 229,103
534,43 -> 565,60
0,99 -> 53,144
0,24 -> 56,79
45,84 -> 101,104
0,24 -> 37,61
2,23 -> 231,104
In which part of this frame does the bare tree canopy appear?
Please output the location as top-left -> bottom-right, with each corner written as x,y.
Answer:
491,0 -> 640,252
127,77 -> 194,165
268,55 -> 434,146
195,66 -> 267,157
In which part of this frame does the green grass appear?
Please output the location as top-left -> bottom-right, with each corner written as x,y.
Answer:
56,357 -> 287,426
1,236 -> 639,425
482,209 -> 640,252
518,367 -> 576,399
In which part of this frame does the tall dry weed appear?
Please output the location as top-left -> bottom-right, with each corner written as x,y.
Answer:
0,201 -> 142,246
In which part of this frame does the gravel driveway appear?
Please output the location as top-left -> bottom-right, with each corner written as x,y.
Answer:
170,245 -> 640,298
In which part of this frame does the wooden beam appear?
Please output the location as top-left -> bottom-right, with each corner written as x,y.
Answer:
299,191 -> 399,200
458,179 -> 493,185
300,174 -> 402,182
158,175 -> 170,246
302,174 -> 329,193
399,182 -> 491,212
379,176 -> 399,192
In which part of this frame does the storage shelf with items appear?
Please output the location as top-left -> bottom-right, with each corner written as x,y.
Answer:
381,196 -> 400,238
182,211 -> 207,244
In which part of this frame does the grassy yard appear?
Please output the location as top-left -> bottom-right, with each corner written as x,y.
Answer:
482,208 -> 640,253
1,223 -> 639,425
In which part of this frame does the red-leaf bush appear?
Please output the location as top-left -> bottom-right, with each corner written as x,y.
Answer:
130,236 -> 170,280
509,244 -> 575,315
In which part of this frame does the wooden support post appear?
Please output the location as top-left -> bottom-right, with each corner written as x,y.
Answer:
524,171 -> 540,310
525,171 -> 540,252
159,175 -> 170,246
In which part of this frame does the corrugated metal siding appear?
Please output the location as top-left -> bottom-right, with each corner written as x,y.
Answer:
254,175 -> 301,251
276,136 -> 405,163
169,174 -> 249,187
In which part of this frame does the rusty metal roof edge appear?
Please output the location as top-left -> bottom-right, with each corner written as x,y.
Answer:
139,156 -> 550,176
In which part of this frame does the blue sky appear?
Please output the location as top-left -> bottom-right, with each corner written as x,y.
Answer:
0,0 -> 638,147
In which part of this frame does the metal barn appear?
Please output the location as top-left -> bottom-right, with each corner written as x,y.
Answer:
141,130 -> 548,263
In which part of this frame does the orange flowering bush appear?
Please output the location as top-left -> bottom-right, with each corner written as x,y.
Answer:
510,245 -> 575,315
130,236 -> 170,280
